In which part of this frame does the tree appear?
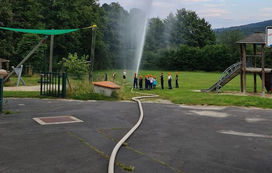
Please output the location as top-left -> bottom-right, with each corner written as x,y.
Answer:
16,34 -> 48,72
141,18 -> 165,69
163,13 -> 177,48
39,0 -> 103,64
217,29 -> 244,57
102,2 -> 129,69
173,9 -> 216,48
0,0 -> 14,59
145,18 -> 165,51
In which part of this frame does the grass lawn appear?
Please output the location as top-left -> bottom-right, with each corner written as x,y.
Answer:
4,74 -> 41,87
94,70 -> 272,109
3,70 -> 272,109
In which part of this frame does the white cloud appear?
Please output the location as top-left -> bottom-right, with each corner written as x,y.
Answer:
99,0 -> 272,28
183,0 -> 212,2
260,7 -> 272,18
199,8 -> 228,17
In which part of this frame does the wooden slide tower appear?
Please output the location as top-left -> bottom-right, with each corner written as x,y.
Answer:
236,32 -> 271,96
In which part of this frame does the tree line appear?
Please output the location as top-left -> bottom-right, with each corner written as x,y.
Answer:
0,0 -> 265,73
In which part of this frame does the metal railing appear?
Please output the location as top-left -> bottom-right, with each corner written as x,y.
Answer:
202,62 -> 241,93
215,62 -> 241,92
40,72 -> 66,97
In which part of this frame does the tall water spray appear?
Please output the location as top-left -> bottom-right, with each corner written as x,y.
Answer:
116,0 -> 153,73
134,7 -> 152,74
135,0 -> 153,74
122,0 -> 153,74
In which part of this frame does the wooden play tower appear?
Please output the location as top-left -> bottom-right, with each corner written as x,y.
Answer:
236,32 -> 271,96
202,31 -> 272,94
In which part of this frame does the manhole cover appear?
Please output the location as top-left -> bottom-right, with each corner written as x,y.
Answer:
33,115 -> 83,125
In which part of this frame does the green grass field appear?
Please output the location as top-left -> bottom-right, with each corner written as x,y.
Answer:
4,70 -> 272,109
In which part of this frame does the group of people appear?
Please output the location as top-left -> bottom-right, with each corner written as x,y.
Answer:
133,72 -> 179,90
107,70 -> 179,90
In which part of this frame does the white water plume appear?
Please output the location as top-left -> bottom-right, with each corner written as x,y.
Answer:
134,0 -> 153,74
118,0 -> 153,74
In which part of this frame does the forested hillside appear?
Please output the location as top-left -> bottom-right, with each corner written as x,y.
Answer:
215,20 -> 272,35
0,0 -> 270,72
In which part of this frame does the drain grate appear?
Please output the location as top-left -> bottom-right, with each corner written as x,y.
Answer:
33,115 -> 83,125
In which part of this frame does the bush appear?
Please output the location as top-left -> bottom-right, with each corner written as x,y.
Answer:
59,53 -> 89,77
156,44 -> 237,71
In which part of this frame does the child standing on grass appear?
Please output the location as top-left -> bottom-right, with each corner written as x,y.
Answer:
123,70 -> 127,83
133,72 -> 138,89
112,72 -> 116,82
168,73 -> 172,89
160,72 -> 164,89
139,75 -> 143,90
145,75 -> 148,90
149,75 -> 153,89
153,76 -> 157,89
175,72 -> 179,88
147,75 -> 151,90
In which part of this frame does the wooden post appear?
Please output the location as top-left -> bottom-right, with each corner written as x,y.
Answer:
242,44 -> 247,94
253,44 -> 257,93
6,61 -> 9,71
240,44 -> 243,92
89,26 -> 97,81
4,37 -> 47,82
49,34 -> 54,73
261,44 -> 265,96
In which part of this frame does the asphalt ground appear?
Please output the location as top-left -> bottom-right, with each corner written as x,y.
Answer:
0,98 -> 272,173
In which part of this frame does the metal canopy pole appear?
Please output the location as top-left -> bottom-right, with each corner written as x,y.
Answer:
4,36 -> 48,82
49,34 -> 54,72
89,25 -> 97,81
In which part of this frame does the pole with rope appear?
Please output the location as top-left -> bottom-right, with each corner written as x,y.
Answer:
89,25 -> 97,81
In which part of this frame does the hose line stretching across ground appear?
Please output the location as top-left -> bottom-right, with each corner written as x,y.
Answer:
108,90 -> 158,173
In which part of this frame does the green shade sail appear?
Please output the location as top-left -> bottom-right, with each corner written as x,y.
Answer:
0,27 -> 80,35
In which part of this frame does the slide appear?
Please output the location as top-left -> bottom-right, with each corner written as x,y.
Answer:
202,62 -> 272,93
201,62 -> 241,92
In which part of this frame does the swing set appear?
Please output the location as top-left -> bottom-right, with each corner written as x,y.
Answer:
0,25 -> 97,86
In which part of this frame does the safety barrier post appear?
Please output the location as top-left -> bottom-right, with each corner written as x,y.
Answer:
62,72 -> 67,98
0,78 -> 3,112
0,70 -> 8,112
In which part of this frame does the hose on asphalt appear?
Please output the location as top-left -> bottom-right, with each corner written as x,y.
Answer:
108,89 -> 158,173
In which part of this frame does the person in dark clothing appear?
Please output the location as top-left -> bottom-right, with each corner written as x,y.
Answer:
145,75 -> 148,89
133,72 -> 138,88
168,73 -> 172,89
149,75 -> 153,89
147,75 -> 151,90
139,75 -> 143,90
175,72 -> 179,88
160,72 -> 164,89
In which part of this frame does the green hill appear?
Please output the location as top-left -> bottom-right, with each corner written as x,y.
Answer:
215,20 -> 272,35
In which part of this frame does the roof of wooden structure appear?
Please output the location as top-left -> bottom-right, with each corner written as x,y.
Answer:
236,32 -> 265,44
0,58 -> 9,63
93,81 -> 121,89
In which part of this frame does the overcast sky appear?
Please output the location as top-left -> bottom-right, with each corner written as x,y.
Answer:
98,0 -> 272,28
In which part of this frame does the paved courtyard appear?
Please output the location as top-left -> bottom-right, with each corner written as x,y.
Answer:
0,98 -> 272,173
